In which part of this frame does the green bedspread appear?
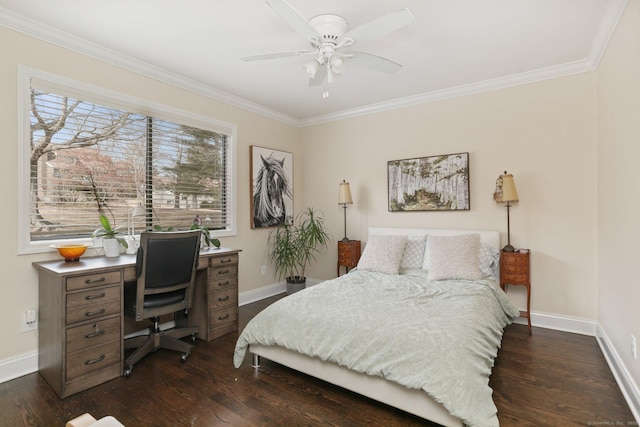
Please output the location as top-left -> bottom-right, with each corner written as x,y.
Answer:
234,269 -> 519,427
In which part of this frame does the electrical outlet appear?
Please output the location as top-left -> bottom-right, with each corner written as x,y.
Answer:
632,335 -> 637,360
261,265 -> 267,276
22,309 -> 38,333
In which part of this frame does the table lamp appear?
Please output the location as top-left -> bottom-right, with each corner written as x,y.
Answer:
338,180 -> 353,242
495,171 -> 519,252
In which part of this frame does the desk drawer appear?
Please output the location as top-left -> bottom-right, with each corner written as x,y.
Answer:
208,276 -> 237,292
210,288 -> 238,309
66,286 -> 121,325
209,306 -> 237,330
66,271 -> 122,292
209,254 -> 238,268
66,316 -> 121,353
209,265 -> 237,282
66,340 -> 120,381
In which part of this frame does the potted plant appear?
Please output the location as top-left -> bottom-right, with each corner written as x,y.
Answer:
190,223 -> 221,248
92,214 -> 128,257
268,207 -> 331,294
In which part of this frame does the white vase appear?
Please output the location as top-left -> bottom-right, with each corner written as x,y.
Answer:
102,238 -> 121,258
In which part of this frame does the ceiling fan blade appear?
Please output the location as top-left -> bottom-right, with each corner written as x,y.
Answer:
348,51 -> 402,74
309,65 -> 327,86
241,50 -> 315,61
266,0 -> 321,40
345,8 -> 415,46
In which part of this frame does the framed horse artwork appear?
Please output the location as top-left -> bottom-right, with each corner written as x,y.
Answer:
250,146 -> 294,228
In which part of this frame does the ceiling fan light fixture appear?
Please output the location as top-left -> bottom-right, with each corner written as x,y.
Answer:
330,55 -> 345,74
304,59 -> 321,78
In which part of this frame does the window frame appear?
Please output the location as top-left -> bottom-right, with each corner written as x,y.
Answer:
18,66 -> 237,255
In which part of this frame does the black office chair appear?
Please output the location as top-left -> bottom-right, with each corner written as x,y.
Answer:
122,230 -> 201,377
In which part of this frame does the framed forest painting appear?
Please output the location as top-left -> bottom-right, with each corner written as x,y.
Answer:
388,152 -> 470,211
250,145 -> 294,228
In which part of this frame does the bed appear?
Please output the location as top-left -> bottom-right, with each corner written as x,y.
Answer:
234,227 -> 519,427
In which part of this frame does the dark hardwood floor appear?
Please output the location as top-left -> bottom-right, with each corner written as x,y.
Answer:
0,294 -> 634,426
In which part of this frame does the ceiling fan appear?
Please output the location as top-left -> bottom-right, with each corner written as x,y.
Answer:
241,0 -> 415,98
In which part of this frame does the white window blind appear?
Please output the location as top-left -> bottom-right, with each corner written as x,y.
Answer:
28,83 -> 234,244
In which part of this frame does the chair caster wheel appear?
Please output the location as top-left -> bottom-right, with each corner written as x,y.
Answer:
123,367 -> 133,377
181,353 -> 189,363
191,334 -> 197,343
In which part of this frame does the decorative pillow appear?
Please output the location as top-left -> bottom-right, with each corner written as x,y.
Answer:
479,242 -> 500,279
400,235 -> 427,269
357,235 -> 407,275
427,234 -> 482,281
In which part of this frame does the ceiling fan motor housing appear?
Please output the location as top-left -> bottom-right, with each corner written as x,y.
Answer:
310,14 -> 348,44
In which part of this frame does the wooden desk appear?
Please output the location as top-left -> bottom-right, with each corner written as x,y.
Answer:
33,247 -> 240,399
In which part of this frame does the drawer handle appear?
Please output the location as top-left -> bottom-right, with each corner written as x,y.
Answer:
218,281 -> 230,287
85,354 -> 105,365
84,277 -> 106,284
218,269 -> 229,275
84,292 -> 106,300
85,308 -> 106,317
220,258 -> 232,264
218,313 -> 230,321
218,295 -> 230,302
85,329 -> 106,339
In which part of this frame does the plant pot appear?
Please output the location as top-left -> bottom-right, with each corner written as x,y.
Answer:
102,238 -> 121,258
286,276 -> 306,295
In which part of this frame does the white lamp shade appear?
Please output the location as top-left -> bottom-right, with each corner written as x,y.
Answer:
501,173 -> 519,203
338,181 -> 353,205
131,205 -> 146,217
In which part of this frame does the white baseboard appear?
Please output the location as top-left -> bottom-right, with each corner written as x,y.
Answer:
238,278 -> 323,306
597,325 -> 640,423
513,310 -> 597,336
0,351 -> 37,383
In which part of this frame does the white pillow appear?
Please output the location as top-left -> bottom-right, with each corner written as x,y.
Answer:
357,235 -> 407,275
400,235 -> 427,269
479,242 -> 500,279
427,234 -> 482,281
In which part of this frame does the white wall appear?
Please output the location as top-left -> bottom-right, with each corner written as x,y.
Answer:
0,26 -> 301,363
597,0 -> 640,403
301,72 -> 599,322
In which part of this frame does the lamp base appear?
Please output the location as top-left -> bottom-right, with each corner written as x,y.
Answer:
502,244 -> 515,252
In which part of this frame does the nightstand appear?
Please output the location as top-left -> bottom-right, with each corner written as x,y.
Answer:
337,240 -> 361,276
500,250 -> 531,334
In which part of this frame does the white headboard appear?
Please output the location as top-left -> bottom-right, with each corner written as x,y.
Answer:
368,227 -> 500,250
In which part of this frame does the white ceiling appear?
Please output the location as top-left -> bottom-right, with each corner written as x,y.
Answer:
0,0 -> 628,126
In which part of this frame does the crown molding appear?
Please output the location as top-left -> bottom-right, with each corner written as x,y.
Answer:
0,6 -> 301,128
1,0 -> 629,129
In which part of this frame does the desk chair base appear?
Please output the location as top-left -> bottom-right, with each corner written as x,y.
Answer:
123,316 -> 198,377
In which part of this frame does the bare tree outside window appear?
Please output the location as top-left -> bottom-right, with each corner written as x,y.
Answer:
29,88 -> 231,242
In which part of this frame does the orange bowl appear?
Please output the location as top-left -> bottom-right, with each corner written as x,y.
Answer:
51,243 -> 91,262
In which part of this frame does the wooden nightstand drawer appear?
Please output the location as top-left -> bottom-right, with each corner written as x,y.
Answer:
502,263 -> 528,274
209,265 -> 238,282
501,273 -> 528,285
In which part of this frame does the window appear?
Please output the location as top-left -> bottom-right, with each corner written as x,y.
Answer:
18,67 -> 237,254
